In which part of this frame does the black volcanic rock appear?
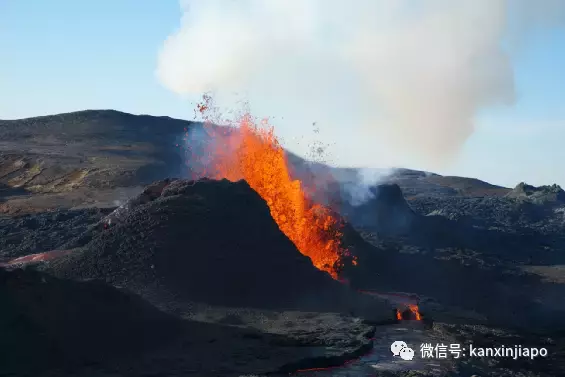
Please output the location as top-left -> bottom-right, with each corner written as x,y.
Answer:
50,178 -> 391,319
0,208 -> 110,259
506,182 -> 565,204
341,183 -> 416,235
0,267 -> 181,375
102,178 -> 175,227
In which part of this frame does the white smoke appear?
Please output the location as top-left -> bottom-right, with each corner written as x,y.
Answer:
156,0 -> 565,171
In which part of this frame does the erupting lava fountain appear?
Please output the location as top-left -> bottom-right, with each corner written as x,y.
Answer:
189,95 -> 352,279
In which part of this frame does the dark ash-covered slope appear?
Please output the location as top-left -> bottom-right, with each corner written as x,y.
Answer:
0,267 -> 182,375
0,110 -> 197,214
0,207 -> 111,260
49,178 -> 391,319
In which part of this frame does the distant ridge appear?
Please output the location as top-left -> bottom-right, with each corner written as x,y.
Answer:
0,109 -> 189,122
2,109 -> 562,215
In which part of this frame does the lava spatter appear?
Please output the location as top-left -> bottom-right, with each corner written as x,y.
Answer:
192,95 -> 349,278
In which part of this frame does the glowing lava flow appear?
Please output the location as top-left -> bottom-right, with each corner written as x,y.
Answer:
359,289 -> 422,321
194,96 -> 348,278
396,304 -> 423,321
409,304 -> 423,320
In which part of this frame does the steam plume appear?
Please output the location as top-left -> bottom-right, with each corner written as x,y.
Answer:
157,0 -> 565,170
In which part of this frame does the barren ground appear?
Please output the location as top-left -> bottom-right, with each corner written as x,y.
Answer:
2,110 -> 565,376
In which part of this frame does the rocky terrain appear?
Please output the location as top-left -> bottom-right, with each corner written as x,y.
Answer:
0,110 -> 189,214
1,110 -> 565,376
338,179 -> 565,330
0,267 -> 182,375
48,178 -> 391,319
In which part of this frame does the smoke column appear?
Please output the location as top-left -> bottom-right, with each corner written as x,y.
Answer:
156,0 -> 565,170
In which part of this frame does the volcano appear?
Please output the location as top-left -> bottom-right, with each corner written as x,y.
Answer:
49,178 -> 391,319
3,109 -> 565,376
188,110 -> 350,279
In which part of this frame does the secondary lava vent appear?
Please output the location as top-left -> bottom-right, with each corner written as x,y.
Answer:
396,304 -> 423,321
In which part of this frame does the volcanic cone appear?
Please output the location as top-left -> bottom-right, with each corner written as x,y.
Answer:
50,178 -> 391,319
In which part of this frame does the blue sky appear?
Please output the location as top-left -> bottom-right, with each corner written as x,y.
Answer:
0,1 -> 189,118
1,1 -> 564,187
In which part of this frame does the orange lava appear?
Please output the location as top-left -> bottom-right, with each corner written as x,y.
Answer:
195,95 -> 348,278
409,304 -> 423,320
396,304 -> 422,320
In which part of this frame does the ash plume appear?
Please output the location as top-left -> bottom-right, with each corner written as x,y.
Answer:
156,0 -> 565,171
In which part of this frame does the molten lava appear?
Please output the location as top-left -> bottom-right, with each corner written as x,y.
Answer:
409,304 -> 423,320
194,96 -> 348,278
396,304 -> 423,321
